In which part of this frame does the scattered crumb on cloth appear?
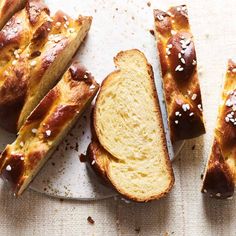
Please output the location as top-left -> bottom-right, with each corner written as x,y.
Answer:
87,216 -> 95,224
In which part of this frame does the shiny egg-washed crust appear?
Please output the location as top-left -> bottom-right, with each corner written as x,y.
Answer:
153,5 -> 205,142
0,0 -> 51,132
0,10 -> 92,133
0,0 -> 27,30
0,0 -> 50,69
0,61 -> 99,196
202,60 -> 236,199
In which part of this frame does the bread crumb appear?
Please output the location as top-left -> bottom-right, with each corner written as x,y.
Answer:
87,216 -> 95,224
75,142 -> 79,152
149,29 -> 154,36
147,2 -> 151,7
79,154 -> 87,163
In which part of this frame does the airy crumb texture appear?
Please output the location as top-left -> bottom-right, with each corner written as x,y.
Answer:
91,49 -> 174,202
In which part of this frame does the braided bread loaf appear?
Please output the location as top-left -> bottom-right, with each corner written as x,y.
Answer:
153,5 -> 205,142
0,0 -> 26,30
0,9 -> 92,132
0,61 -> 99,196
0,0 -> 50,78
202,60 -> 236,199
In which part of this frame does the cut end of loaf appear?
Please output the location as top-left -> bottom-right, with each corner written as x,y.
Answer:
202,141 -> 235,199
202,60 -> 236,199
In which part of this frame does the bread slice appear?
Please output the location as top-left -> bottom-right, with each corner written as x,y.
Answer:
0,0 -> 26,30
88,49 -> 174,202
202,60 -> 236,199
0,61 -> 99,196
153,5 -> 205,142
0,10 -> 92,132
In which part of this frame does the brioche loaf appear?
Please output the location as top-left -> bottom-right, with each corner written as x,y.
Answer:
0,0 -> 27,30
0,10 -> 92,132
202,60 -> 236,199
88,49 -> 174,202
153,5 -> 205,142
0,61 -> 99,196
0,0 -> 50,75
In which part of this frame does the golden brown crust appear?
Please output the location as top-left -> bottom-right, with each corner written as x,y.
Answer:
147,62 -> 175,191
0,0 -> 27,30
86,142 -> 111,185
0,9 -> 92,133
26,0 -> 50,25
0,0 -> 51,132
0,150 -> 25,188
202,60 -> 236,199
0,61 -> 99,195
0,0 -> 50,65
202,140 -> 234,199
154,5 -> 205,142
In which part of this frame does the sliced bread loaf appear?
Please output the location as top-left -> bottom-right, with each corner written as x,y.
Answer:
0,61 -> 99,196
153,5 -> 205,142
88,49 -> 174,202
0,10 -> 92,132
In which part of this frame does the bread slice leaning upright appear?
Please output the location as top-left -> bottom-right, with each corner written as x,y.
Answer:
87,49 -> 174,202
0,61 -> 99,196
0,0 -> 27,30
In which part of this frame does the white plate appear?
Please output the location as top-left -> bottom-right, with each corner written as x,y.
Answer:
0,0 -> 185,200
